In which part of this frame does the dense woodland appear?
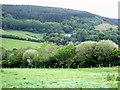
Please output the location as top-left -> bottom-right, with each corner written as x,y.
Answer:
2,5 -> 118,24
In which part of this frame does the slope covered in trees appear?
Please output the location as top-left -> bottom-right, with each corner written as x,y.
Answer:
2,5 -> 97,22
1,5 -> 120,46
2,5 -> 117,24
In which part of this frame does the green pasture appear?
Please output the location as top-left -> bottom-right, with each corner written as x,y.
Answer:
0,38 -> 42,50
0,67 -> 118,88
1,29 -> 43,40
95,23 -> 117,31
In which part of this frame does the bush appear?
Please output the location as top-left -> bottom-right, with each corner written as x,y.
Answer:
116,76 -> 120,81
106,74 -> 116,81
111,49 -> 120,66
54,44 -> 76,68
95,40 -> 119,66
2,60 -> 8,67
76,41 -> 97,67
22,49 -> 39,67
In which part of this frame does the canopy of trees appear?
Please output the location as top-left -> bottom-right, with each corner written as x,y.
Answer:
1,40 -> 120,68
2,5 -> 117,24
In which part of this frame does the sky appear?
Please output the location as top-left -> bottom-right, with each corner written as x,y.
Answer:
0,0 -> 119,19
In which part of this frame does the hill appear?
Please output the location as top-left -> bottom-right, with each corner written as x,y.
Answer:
2,5 -> 98,22
1,5 -> 120,46
2,5 -> 117,24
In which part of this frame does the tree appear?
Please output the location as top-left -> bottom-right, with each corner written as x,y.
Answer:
95,40 -> 119,66
76,41 -> 97,67
110,49 -> 120,66
22,49 -> 39,68
0,47 -> 11,67
37,42 -> 58,68
0,47 -> 7,60
54,44 -> 76,68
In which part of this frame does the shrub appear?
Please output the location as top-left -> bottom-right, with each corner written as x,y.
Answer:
76,41 -> 97,67
54,44 -> 76,68
95,40 -> 119,66
116,76 -> 120,81
2,60 -> 8,67
22,49 -> 39,67
106,74 -> 116,81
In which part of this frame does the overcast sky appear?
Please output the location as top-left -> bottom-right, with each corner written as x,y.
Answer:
0,0 -> 119,19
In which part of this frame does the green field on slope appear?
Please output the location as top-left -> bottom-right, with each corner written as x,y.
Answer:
95,23 -> 117,31
0,38 -> 42,50
1,29 -> 43,40
0,67 -> 118,88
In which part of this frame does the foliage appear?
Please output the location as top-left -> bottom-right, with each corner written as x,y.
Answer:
110,49 -> 120,66
1,40 -> 120,68
0,47 -> 7,60
116,76 -> 120,81
2,5 -> 119,46
22,49 -> 39,67
95,40 -> 119,66
76,41 -> 97,67
2,5 -> 95,22
54,44 -> 76,68
37,42 -> 58,68
106,74 -> 116,81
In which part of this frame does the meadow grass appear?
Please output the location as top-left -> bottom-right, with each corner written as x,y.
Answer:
0,67 -> 118,88
95,23 -> 117,31
0,38 -> 42,50
1,29 -> 43,40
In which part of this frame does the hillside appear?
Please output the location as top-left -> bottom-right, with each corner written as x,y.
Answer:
0,38 -> 42,50
2,5 -> 117,24
1,5 -> 120,46
2,5 -> 98,22
1,29 -> 43,41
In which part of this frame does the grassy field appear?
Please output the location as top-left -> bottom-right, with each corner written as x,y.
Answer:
95,23 -> 117,31
0,67 -> 118,88
0,38 -> 42,50
1,29 -> 43,40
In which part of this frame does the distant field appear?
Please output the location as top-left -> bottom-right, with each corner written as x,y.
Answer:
1,29 -> 43,40
95,23 -> 117,31
0,38 -> 42,50
0,67 -> 118,88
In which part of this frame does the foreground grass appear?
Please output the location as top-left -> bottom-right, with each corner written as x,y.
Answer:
0,38 -> 42,50
0,67 -> 118,88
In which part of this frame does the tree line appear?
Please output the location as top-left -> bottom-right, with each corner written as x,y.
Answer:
1,40 -> 120,68
2,17 -> 102,33
1,34 -> 44,42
